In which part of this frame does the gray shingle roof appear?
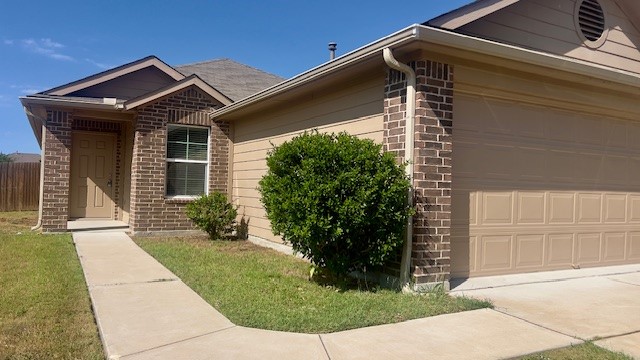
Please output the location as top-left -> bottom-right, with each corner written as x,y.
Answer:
175,59 -> 285,102
8,152 -> 41,163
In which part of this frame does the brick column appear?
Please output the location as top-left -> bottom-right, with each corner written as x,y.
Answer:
384,60 -> 454,289
41,110 -> 72,232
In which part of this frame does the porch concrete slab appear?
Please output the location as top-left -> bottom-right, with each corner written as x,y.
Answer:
596,333 -> 640,359
74,232 -> 177,286
453,276 -> 640,340
68,220 -> 129,232
124,326 -> 329,360
90,280 -> 234,359
320,309 -> 578,360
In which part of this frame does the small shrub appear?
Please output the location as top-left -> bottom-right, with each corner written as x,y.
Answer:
186,192 -> 237,240
259,131 -> 413,278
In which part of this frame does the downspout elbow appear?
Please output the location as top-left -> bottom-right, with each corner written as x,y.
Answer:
383,48 -> 416,292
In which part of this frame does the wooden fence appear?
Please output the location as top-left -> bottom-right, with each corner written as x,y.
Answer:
0,162 -> 40,212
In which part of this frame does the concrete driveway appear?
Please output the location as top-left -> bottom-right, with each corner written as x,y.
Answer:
451,264 -> 640,359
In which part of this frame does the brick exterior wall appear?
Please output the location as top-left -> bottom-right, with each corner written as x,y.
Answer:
41,110 -> 72,232
384,60 -> 454,287
130,86 -> 229,233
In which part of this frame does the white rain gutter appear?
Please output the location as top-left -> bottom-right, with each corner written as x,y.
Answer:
382,48 -> 416,291
214,25 -> 640,120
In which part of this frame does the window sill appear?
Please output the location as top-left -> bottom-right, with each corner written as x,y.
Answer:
165,197 -> 198,204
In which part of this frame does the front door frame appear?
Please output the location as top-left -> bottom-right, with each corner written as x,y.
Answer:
69,131 -> 117,219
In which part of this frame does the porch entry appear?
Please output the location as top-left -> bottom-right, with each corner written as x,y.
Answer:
70,132 -> 116,219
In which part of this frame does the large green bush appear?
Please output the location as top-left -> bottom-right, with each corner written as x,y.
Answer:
186,192 -> 237,240
259,131 -> 412,277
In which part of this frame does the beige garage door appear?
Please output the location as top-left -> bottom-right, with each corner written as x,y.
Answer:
451,95 -> 640,278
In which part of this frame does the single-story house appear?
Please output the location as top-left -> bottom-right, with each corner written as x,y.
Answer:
21,0 -> 640,290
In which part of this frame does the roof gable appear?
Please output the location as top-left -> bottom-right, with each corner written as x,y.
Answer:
65,66 -> 178,100
430,0 -> 640,75
176,59 -> 284,101
124,75 -> 232,110
43,56 -> 185,96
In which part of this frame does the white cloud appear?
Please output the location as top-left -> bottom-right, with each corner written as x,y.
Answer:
40,38 -> 63,48
3,39 -> 14,45
85,58 -> 113,70
20,38 -> 74,62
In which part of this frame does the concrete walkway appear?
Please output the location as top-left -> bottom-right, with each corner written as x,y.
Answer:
73,231 -> 636,359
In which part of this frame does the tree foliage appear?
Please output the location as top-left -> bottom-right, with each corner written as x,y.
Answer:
0,153 -> 13,163
259,131 -> 412,277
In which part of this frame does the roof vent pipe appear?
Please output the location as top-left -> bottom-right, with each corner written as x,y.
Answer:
328,42 -> 337,60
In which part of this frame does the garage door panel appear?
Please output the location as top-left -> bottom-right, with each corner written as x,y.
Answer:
451,235 -> 473,277
548,151 -> 577,181
484,145 -> 517,177
629,233 -> 640,260
577,194 -> 602,224
480,235 -> 513,271
452,190 -> 477,225
575,116 -> 604,145
628,124 -> 640,150
603,233 -> 626,262
517,192 -> 545,224
601,156 -> 629,184
547,234 -> 574,266
452,94 -> 640,277
548,193 -> 575,224
515,234 -> 545,268
482,192 -> 513,225
576,233 -> 602,265
517,147 -> 547,179
604,194 -> 627,223
629,196 -> 640,223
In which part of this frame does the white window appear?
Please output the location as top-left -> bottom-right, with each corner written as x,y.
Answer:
166,124 -> 209,197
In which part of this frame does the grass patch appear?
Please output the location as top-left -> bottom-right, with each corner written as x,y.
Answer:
519,342 -> 633,360
0,211 -> 103,359
135,235 -> 491,333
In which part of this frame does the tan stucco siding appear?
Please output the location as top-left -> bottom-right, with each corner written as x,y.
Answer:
232,76 -> 384,243
452,65 -> 640,277
459,0 -> 640,74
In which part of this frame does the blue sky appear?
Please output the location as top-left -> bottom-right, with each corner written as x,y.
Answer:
0,0 -> 471,154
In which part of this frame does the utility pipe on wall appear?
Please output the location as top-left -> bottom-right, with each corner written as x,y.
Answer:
24,107 -> 45,231
382,48 -> 416,291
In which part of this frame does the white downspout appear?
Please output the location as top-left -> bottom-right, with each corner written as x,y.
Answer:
383,48 -> 416,291
25,107 -> 45,231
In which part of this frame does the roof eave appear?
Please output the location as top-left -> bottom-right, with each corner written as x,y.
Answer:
19,95 -> 126,111
426,0 -> 521,30
414,25 -> 640,88
214,24 -> 640,119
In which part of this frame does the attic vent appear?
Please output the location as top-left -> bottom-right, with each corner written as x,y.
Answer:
575,0 -> 607,47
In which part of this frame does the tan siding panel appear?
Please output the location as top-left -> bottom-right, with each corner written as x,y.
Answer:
232,76 -> 385,244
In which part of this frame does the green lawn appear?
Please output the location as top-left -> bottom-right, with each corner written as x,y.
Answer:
0,211 -> 103,359
519,342 -> 633,360
135,235 -> 492,333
